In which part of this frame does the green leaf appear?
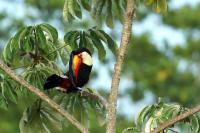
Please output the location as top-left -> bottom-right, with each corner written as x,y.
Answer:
95,0 -> 106,17
74,0 -> 82,19
91,0 -> 102,18
162,104 -> 181,119
0,96 -> 8,110
84,34 -> 94,54
36,25 -> 47,49
5,81 -> 18,104
189,115 -> 200,133
136,105 -> 153,128
89,30 -> 106,60
98,30 -> 118,56
114,0 -> 123,22
39,23 -> 58,43
18,26 -> 33,50
80,0 -> 91,11
3,38 -> 13,63
20,99 -> 64,133
106,0 -> 114,28
60,47 -> 70,65
68,0 -> 75,16
122,127 -> 141,133
64,31 -> 79,50
63,0 -> 70,21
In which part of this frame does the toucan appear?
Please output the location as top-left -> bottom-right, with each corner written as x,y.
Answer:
44,47 -> 93,93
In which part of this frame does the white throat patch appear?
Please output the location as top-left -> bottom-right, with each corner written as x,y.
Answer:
81,52 -> 92,66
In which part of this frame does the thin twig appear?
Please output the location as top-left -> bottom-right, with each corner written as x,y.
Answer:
106,0 -> 134,133
0,59 -> 89,133
151,104 -> 200,133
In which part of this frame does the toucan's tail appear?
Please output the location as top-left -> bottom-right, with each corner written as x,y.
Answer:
44,74 -> 65,90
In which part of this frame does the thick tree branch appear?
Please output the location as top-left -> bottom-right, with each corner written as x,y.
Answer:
151,104 -> 200,133
0,60 -> 89,133
106,0 -> 134,133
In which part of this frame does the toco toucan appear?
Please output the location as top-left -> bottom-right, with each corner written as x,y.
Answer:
44,47 -> 92,93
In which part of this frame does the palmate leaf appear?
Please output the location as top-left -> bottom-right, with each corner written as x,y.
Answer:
53,89 -> 106,127
189,114 -> 200,133
136,105 -> 153,128
22,63 -> 59,91
63,0 -> 82,22
62,0 -> 126,28
2,27 -> 33,66
2,23 -> 59,67
135,99 -> 200,132
63,28 -> 118,61
58,42 -> 71,66
64,31 -> 79,50
89,29 -> 106,61
54,94 -> 90,127
0,71 -> 19,109
39,23 -> 58,43
20,99 -> 63,133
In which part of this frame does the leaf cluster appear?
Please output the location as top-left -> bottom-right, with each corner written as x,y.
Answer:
1,21 -> 117,132
123,99 -> 200,133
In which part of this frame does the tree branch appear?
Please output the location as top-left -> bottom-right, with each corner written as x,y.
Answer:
151,104 -> 200,133
106,0 -> 134,133
0,60 -> 89,133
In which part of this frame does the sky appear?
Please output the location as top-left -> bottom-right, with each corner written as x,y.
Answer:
0,0 -> 200,120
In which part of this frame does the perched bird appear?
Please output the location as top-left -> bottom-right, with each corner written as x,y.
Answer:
44,47 -> 92,93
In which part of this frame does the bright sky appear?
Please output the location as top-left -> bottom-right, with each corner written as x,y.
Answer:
0,0 -> 200,120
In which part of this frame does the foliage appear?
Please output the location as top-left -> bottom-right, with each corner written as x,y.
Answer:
123,98 -> 200,133
0,0 -> 199,133
142,0 -> 168,13
123,35 -> 200,105
63,0 -> 168,27
0,70 -> 20,110
162,4 -> 200,29
0,20 -> 117,132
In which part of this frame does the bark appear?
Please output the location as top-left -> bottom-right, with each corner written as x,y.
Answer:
106,0 -> 134,133
0,60 -> 89,133
151,104 -> 200,133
